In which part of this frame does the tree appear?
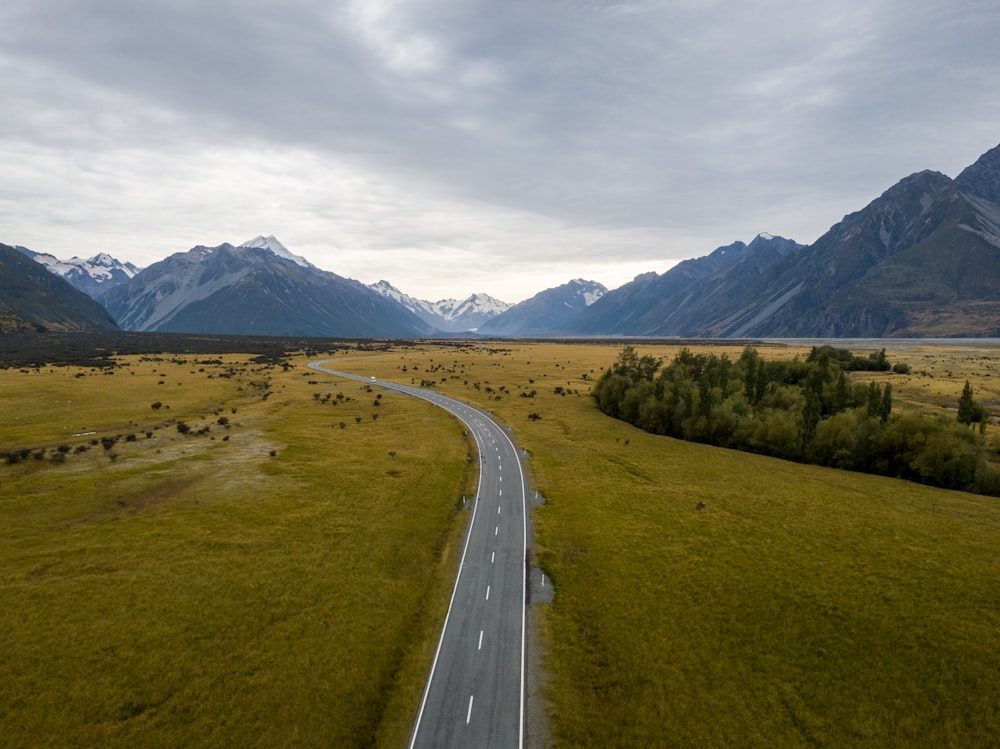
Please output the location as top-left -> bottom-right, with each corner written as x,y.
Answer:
957,380 -> 987,425
866,381 -> 882,420
611,345 -> 661,383
879,382 -> 892,422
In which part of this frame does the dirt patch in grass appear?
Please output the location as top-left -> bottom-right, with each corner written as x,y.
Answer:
117,475 -> 203,515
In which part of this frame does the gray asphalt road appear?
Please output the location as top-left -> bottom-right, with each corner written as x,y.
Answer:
308,361 -> 526,749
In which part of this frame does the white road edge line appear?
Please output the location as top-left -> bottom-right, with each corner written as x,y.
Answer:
493,407 -> 529,749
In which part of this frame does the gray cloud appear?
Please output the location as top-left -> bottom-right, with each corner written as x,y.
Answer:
2,0 -> 999,301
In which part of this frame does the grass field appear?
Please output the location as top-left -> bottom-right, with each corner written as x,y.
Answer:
4,339 -> 1000,747
333,340 -> 1000,748
1,351 -> 475,747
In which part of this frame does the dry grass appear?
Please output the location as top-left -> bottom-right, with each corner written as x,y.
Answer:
1,351 -> 475,748
6,339 -> 1000,747
336,340 -> 1000,747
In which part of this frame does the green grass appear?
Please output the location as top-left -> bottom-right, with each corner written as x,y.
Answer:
336,341 -> 1000,748
7,340 -> 1000,747
1,353 -> 475,747
532,422 -> 1000,747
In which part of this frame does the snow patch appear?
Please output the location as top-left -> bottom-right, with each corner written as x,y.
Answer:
28,250 -> 139,284
240,235 -> 314,268
369,280 -> 511,331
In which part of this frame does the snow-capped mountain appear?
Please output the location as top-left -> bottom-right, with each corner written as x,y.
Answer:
2,243 -> 119,332
17,246 -> 140,300
369,280 -> 511,332
433,293 -> 512,330
369,280 -> 440,320
477,278 -> 607,336
240,235 -> 314,268
102,237 -> 431,337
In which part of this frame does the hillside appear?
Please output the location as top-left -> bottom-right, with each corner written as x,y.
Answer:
103,240 -> 431,338
17,246 -> 140,299
570,234 -> 803,335
0,243 -> 120,332
478,278 -> 607,336
569,142 -> 1000,338
369,280 -> 511,332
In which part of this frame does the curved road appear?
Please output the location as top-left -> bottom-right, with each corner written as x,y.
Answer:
308,361 -> 527,749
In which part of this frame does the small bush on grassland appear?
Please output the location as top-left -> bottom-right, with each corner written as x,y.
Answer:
594,345 -> 1000,495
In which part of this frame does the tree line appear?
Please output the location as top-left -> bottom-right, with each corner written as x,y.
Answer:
593,346 -> 999,496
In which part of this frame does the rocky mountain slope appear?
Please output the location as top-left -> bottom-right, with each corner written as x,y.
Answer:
569,234 -> 803,335
17,246 -> 140,299
102,238 -> 431,337
0,243 -> 120,332
571,142 -> 1000,338
478,278 -> 607,336
369,280 -> 510,332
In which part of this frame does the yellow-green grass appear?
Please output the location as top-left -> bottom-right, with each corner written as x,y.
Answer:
873,342 -> 1000,417
1,352 -> 474,747
335,341 -> 1000,747
0,355 -> 246,447
7,340 -> 1000,747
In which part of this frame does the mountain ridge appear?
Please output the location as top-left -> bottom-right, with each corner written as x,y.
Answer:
9,141 -> 1000,339
568,142 -> 1000,339
102,239 -> 432,338
1,243 -> 120,332
369,280 -> 511,332
479,278 -> 607,336
17,246 -> 140,299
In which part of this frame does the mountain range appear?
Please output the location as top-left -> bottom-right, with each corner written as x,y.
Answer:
1,243 -> 119,332
4,141 -> 1000,338
478,278 -> 607,336
99,238 -> 433,338
15,247 -> 140,299
572,142 -> 1000,338
368,280 -> 511,332
568,234 -> 804,335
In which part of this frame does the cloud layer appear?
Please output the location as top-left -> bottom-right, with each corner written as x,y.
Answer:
2,0 -> 999,301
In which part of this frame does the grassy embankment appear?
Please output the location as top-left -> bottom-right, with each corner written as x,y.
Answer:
337,341 -> 1000,748
0,350 -> 475,747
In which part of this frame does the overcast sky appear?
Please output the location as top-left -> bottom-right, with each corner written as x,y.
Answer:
2,1 -> 999,302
